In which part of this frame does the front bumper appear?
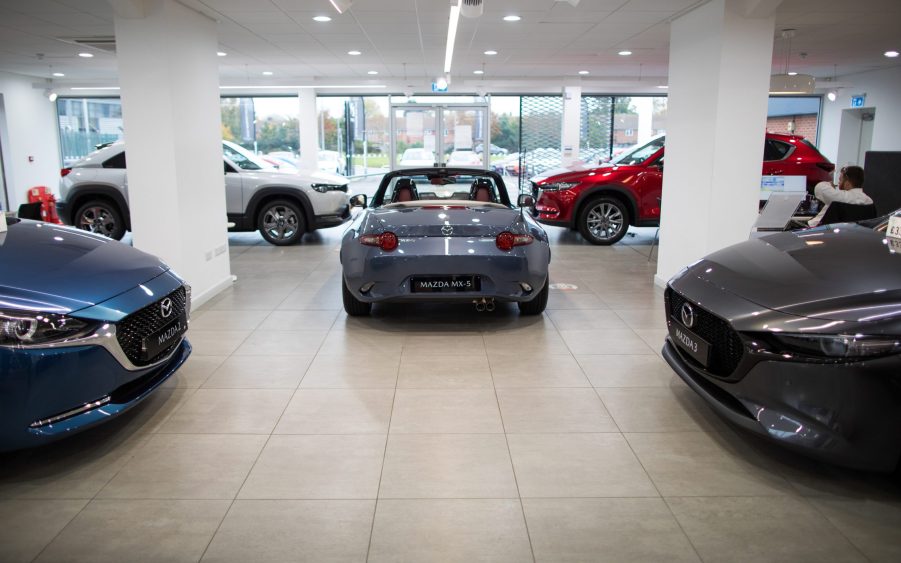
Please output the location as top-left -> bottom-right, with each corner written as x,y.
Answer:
313,204 -> 352,230
342,237 -> 550,304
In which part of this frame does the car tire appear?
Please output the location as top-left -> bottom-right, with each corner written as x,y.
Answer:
257,199 -> 306,246
74,199 -> 126,240
342,278 -> 372,316
518,277 -> 549,315
578,196 -> 630,245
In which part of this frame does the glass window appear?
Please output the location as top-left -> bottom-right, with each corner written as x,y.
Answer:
222,141 -> 268,170
102,152 -> 127,169
610,136 -> 665,165
763,139 -> 793,161
766,96 -> 821,142
57,97 -> 124,165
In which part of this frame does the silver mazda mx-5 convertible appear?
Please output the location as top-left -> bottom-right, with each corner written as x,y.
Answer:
339,168 -> 551,316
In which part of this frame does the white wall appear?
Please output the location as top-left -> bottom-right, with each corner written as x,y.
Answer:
0,71 -> 61,212
561,86 -> 581,166
819,66 -> 901,163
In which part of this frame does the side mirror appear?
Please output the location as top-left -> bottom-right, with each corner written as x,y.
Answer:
350,194 -> 367,208
517,194 -> 535,208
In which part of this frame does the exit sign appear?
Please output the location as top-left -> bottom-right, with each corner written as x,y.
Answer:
851,94 -> 866,107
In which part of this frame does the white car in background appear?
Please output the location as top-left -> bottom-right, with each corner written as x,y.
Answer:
447,149 -> 483,167
399,148 -> 436,168
318,150 -> 345,174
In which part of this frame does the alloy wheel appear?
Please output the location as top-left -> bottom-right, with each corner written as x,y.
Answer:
79,206 -> 117,238
586,202 -> 624,241
261,204 -> 299,242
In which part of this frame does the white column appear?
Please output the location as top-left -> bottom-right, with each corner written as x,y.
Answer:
634,97 -> 654,145
298,89 -> 319,171
113,0 -> 232,306
655,0 -> 777,287
561,86 -> 581,166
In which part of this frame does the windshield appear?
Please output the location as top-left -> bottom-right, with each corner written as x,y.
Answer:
222,141 -> 271,171
610,136 -> 665,166
375,173 -> 510,207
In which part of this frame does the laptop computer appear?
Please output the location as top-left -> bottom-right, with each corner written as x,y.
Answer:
753,191 -> 807,232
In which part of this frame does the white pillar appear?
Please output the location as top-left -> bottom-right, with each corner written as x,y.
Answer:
561,86 -> 581,166
655,0 -> 777,287
113,0 -> 232,305
298,89 -> 319,171
634,97 -> 654,145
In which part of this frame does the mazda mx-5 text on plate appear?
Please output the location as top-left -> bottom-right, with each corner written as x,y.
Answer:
340,168 -> 551,316
1,217 -> 192,451
662,215 -> 901,471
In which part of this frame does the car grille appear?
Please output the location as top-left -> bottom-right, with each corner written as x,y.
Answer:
116,286 -> 187,367
667,288 -> 743,377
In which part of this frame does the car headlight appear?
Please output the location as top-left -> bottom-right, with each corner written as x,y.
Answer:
539,182 -> 579,192
0,310 -> 98,347
311,183 -> 347,193
770,333 -> 901,359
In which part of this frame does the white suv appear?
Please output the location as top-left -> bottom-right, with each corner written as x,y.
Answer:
58,140 -> 351,245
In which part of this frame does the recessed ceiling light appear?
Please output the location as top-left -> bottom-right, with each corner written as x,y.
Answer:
348,50 -> 361,55
52,72 -> 65,77
473,69 -> 484,74
787,71 -> 798,76
217,51 -> 227,57
618,50 -> 632,56
484,50 -> 498,55
78,52 -> 93,58
503,15 -> 521,22
367,70 -> 378,75
657,85 -> 668,89
313,15 -> 332,22
885,50 -> 900,58
578,70 -> 589,75
262,71 -> 273,75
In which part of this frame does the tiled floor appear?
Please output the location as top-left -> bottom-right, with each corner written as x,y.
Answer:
3,225 -> 901,563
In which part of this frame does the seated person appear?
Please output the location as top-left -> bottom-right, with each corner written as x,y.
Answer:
794,165 -> 872,228
469,178 -> 495,203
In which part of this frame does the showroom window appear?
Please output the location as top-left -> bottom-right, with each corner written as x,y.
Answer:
57,97 -> 123,165
317,96 -> 389,176
766,96 -> 821,140
220,96 -> 299,163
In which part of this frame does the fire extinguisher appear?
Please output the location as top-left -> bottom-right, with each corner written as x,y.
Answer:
27,186 -> 62,224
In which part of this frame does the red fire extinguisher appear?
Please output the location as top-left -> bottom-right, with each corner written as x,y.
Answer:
27,186 -> 62,224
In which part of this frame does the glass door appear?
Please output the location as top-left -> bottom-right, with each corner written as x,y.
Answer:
389,101 -> 489,170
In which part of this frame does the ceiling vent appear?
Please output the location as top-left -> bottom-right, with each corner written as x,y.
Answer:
460,0 -> 483,18
60,37 -> 117,54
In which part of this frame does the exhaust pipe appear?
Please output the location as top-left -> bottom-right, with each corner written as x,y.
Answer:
485,299 -> 496,312
473,298 -> 495,312
474,299 -> 486,312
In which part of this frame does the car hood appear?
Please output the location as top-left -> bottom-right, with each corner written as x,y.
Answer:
689,225 -> 901,321
247,168 -> 347,185
0,220 -> 169,314
532,164 -> 634,185
360,202 -> 525,237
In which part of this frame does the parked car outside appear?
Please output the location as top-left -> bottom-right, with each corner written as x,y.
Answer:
57,140 -> 351,246
474,143 -> 509,156
0,216 -> 192,451
318,150 -> 345,174
399,148 -> 436,168
531,133 -> 835,245
340,168 -> 550,316
447,149 -> 483,167
662,211 -> 901,471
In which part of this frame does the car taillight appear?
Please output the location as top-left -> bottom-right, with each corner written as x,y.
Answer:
360,231 -> 399,251
496,231 -> 534,251
60,168 -> 72,177
816,162 -> 835,172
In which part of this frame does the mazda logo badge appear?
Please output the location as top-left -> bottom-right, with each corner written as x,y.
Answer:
680,302 -> 695,329
441,225 -> 454,236
160,298 -> 174,319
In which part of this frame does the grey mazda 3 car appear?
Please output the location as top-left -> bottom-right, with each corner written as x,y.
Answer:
340,168 -> 551,316
663,215 -> 901,471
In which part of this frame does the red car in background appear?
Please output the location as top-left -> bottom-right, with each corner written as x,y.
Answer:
531,132 -> 835,245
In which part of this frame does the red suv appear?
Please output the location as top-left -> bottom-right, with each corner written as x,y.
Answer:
531,132 -> 835,245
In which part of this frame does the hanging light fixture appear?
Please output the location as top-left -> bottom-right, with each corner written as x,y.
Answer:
770,29 -> 815,94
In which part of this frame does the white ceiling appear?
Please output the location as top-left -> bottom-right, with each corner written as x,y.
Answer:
0,0 -> 898,94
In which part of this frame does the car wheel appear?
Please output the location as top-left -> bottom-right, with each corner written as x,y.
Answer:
74,200 -> 126,240
578,196 -> 630,245
518,277 -> 549,315
257,199 -> 305,246
342,278 -> 372,316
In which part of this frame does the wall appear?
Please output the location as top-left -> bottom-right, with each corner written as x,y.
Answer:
819,66 -> 901,163
0,71 -> 61,211
765,114 -> 817,139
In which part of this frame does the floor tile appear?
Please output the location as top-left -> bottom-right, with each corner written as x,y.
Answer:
484,330 -> 571,358
546,308 -> 631,331
201,500 -> 374,563
274,389 -> 395,434
379,434 -> 517,499
668,496 -> 867,563
577,354 -> 676,387
397,354 -> 492,388
389,389 -> 503,433
368,499 -> 533,563
189,309 -> 270,331
0,499 -> 88,563
186,330 -> 251,356
810,497 -> 901,562
239,435 -> 386,499
202,355 -> 313,389
489,355 -> 591,388
233,330 -> 327,356
98,434 -> 266,499
158,389 -> 293,434
613,307 -> 667,330
162,355 -> 227,389
596,387 -> 715,432
497,388 -> 618,433
299,355 -> 399,388
523,498 -> 700,563
257,309 -> 340,331
317,331 -> 405,357
507,433 -> 658,498
559,329 -> 656,355
35,499 -> 230,563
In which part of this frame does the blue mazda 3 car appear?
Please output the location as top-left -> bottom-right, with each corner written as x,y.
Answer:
1,216 -> 191,451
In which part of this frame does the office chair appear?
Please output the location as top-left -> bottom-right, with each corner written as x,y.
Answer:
818,202 -> 878,225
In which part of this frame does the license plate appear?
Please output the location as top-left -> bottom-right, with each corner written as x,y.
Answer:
669,317 -> 711,367
141,313 -> 188,360
411,276 -> 481,293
